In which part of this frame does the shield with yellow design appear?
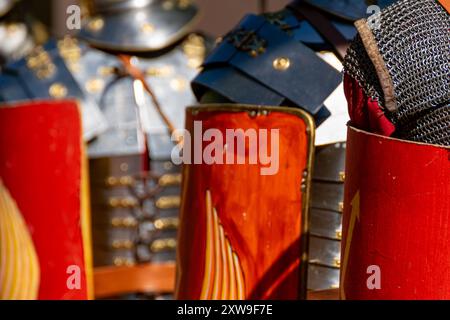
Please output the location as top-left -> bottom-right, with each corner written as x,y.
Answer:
340,126 -> 450,299
175,104 -> 315,300
0,100 -> 93,300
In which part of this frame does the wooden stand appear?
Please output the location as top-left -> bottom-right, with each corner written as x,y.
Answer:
94,263 -> 176,299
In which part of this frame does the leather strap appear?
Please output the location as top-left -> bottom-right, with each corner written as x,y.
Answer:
288,1 -> 350,61
118,55 -> 180,143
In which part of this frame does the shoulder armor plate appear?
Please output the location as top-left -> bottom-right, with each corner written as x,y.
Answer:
0,39 -> 107,141
192,13 -> 342,117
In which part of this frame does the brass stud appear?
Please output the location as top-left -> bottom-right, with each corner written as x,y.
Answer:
120,163 -> 129,172
112,240 -> 134,250
339,171 -> 346,182
108,197 -> 138,208
111,218 -> 121,227
336,230 -> 343,240
178,0 -> 191,9
87,17 -> 104,32
58,37 -> 81,73
85,78 -> 104,93
158,174 -> 182,187
163,162 -> 174,171
162,0 -> 174,10
154,218 -> 180,230
106,176 -> 134,187
141,22 -> 155,34
146,65 -> 174,77
113,258 -> 123,266
98,66 -> 115,77
301,252 -> 308,262
150,238 -> 177,253
49,83 -> 68,99
111,217 -> 138,228
334,258 -> 341,268
105,176 -> 118,187
119,176 -> 134,186
27,47 -> 56,79
170,77 -> 188,92
109,198 -> 120,208
273,57 -> 291,71
113,257 -> 135,267
249,110 -> 257,118
120,198 -> 138,208
123,217 -> 138,228
156,196 -> 181,210
124,259 -> 134,267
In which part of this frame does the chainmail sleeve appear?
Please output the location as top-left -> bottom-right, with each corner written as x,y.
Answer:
344,0 -> 450,146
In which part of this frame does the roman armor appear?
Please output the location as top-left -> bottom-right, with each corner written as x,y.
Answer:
0,100 -> 93,300
176,0 -> 397,298
0,0 -> 210,298
341,0 -> 450,299
343,0 -> 449,146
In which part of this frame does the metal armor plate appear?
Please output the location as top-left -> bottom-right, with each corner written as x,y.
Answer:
0,40 -> 108,141
307,142 -> 346,291
0,0 -> 13,16
72,33 -> 208,269
80,0 -> 199,52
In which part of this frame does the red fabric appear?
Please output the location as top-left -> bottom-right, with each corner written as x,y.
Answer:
0,100 -> 89,300
343,73 -> 395,137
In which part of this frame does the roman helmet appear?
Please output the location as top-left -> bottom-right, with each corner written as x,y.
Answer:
79,0 -> 199,51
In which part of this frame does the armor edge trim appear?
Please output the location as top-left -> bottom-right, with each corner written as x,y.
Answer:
349,125 -> 450,149
81,140 -> 95,300
354,19 -> 397,112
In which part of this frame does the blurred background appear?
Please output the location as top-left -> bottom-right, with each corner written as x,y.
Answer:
30,0 -> 291,38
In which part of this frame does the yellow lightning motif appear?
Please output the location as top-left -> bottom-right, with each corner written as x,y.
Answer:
340,191 -> 360,300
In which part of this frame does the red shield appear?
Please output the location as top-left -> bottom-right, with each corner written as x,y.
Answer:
176,104 -> 314,300
341,126 -> 450,299
0,100 -> 93,300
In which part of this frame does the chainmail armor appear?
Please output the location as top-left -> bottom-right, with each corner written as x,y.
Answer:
344,0 -> 450,146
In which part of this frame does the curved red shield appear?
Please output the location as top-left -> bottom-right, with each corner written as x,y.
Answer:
341,126 -> 450,299
0,100 -> 93,300
176,104 -> 315,300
